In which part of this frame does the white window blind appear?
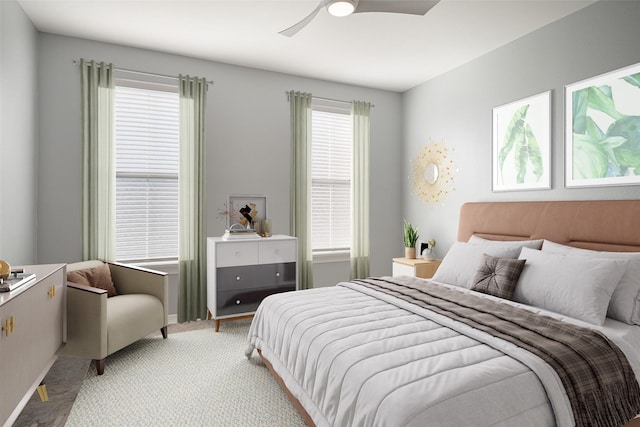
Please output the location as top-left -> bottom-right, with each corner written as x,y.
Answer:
114,83 -> 180,262
311,101 -> 352,253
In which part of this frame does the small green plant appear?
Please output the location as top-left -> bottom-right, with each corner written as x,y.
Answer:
403,220 -> 419,248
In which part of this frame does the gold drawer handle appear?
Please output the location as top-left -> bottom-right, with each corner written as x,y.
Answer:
48,285 -> 56,298
2,316 -> 15,337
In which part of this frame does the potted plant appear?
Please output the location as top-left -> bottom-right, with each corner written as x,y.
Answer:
403,220 -> 419,259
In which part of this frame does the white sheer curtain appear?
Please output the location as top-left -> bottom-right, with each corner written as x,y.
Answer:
177,75 -> 208,323
350,100 -> 371,279
80,59 -> 115,261
289,91 -> 314,290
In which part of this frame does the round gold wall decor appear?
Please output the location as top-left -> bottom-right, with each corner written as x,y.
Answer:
410,139 -> 457,205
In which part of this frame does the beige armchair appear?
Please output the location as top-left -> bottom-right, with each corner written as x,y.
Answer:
63,260 -> 168,375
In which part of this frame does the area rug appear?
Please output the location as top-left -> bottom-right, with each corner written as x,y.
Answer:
65,320 -> 305,426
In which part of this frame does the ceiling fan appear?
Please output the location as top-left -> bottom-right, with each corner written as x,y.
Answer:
279,0 -> 440,37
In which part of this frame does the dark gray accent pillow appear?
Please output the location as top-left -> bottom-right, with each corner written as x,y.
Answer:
471,254 -> 526,300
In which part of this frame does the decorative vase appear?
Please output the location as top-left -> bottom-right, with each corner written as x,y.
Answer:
260,219 -> 272,237
422,247 -> 434,260
405,247 -> 416,259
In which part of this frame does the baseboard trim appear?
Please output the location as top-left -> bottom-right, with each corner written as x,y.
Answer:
168,314 -> 178,324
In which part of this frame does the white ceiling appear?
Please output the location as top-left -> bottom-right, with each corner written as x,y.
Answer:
17,0 -> 595,92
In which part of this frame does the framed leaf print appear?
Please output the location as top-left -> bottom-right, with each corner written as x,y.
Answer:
492,91 -> 551,191
566,62 -> 640,187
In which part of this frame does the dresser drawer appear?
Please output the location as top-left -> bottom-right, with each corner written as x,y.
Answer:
216,265 -> 264,292
216,286 -> 295,316
270,262 -> 296,287
216,242 -> 259,267
216,263 -> 296,292
259,240 -> 296,264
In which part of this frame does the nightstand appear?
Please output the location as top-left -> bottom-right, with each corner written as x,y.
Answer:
392,257 -> 441,279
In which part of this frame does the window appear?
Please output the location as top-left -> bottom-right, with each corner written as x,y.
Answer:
114,80 -> 180,262
311,100 -> 352,256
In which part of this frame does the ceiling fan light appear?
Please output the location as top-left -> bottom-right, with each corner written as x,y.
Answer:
327,0 -> 355,17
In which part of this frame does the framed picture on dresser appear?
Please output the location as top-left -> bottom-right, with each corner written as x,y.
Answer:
227,195 -> 267,229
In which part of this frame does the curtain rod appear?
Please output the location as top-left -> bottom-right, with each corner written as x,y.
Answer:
72,60 -> 214,85
286,91 -> 375,108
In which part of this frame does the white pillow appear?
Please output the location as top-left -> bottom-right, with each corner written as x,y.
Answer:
514,247 -> 627,325
432,241 -> 523,289
542,240 -> 640,325
469,235 -> 543,250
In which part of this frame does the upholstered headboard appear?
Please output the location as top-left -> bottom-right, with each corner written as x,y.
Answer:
458,200 -> 640,252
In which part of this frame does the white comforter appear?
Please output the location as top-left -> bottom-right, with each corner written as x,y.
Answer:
245,280 -> 639,427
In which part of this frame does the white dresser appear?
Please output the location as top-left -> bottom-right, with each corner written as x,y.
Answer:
0,264 -> 66,427
207,235 -> 297,331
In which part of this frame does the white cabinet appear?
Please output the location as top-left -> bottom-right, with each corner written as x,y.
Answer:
207,235 -> 297,331
0,264 -> 66,427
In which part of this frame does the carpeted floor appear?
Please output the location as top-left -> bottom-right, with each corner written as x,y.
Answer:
13,318 -> 304,427
16,318 -> 640,427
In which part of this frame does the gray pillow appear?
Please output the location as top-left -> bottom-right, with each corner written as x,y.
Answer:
515,247 -> 626,325
433,241 -> 523,289
471,254 -> 526,300
469,235 -> 543,250
542,240 -> 640,325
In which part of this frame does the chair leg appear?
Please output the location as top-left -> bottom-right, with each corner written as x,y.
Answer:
95,359 -> 105,375
161,326 -> 168,338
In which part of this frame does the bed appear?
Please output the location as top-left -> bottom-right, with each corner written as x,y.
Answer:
246,200 -> 640,427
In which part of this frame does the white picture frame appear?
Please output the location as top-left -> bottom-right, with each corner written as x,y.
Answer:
492,91 -> 552,192
565,62 -> 640,188
226,195 -> 267,229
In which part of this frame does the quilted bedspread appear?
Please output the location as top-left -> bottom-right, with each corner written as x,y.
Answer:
245,277 -> 639,427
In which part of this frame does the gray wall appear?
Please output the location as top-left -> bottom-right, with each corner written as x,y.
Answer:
0,0 -> 38,265
403,0 -> 640,258
35,34 -> 403,314
7,0 -> 638,317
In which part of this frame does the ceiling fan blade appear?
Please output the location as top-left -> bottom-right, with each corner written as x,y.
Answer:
279,0 -> 327,37
354,0 -> 439,15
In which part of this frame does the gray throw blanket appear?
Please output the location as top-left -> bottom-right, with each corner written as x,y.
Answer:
353,276 -> 640,427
